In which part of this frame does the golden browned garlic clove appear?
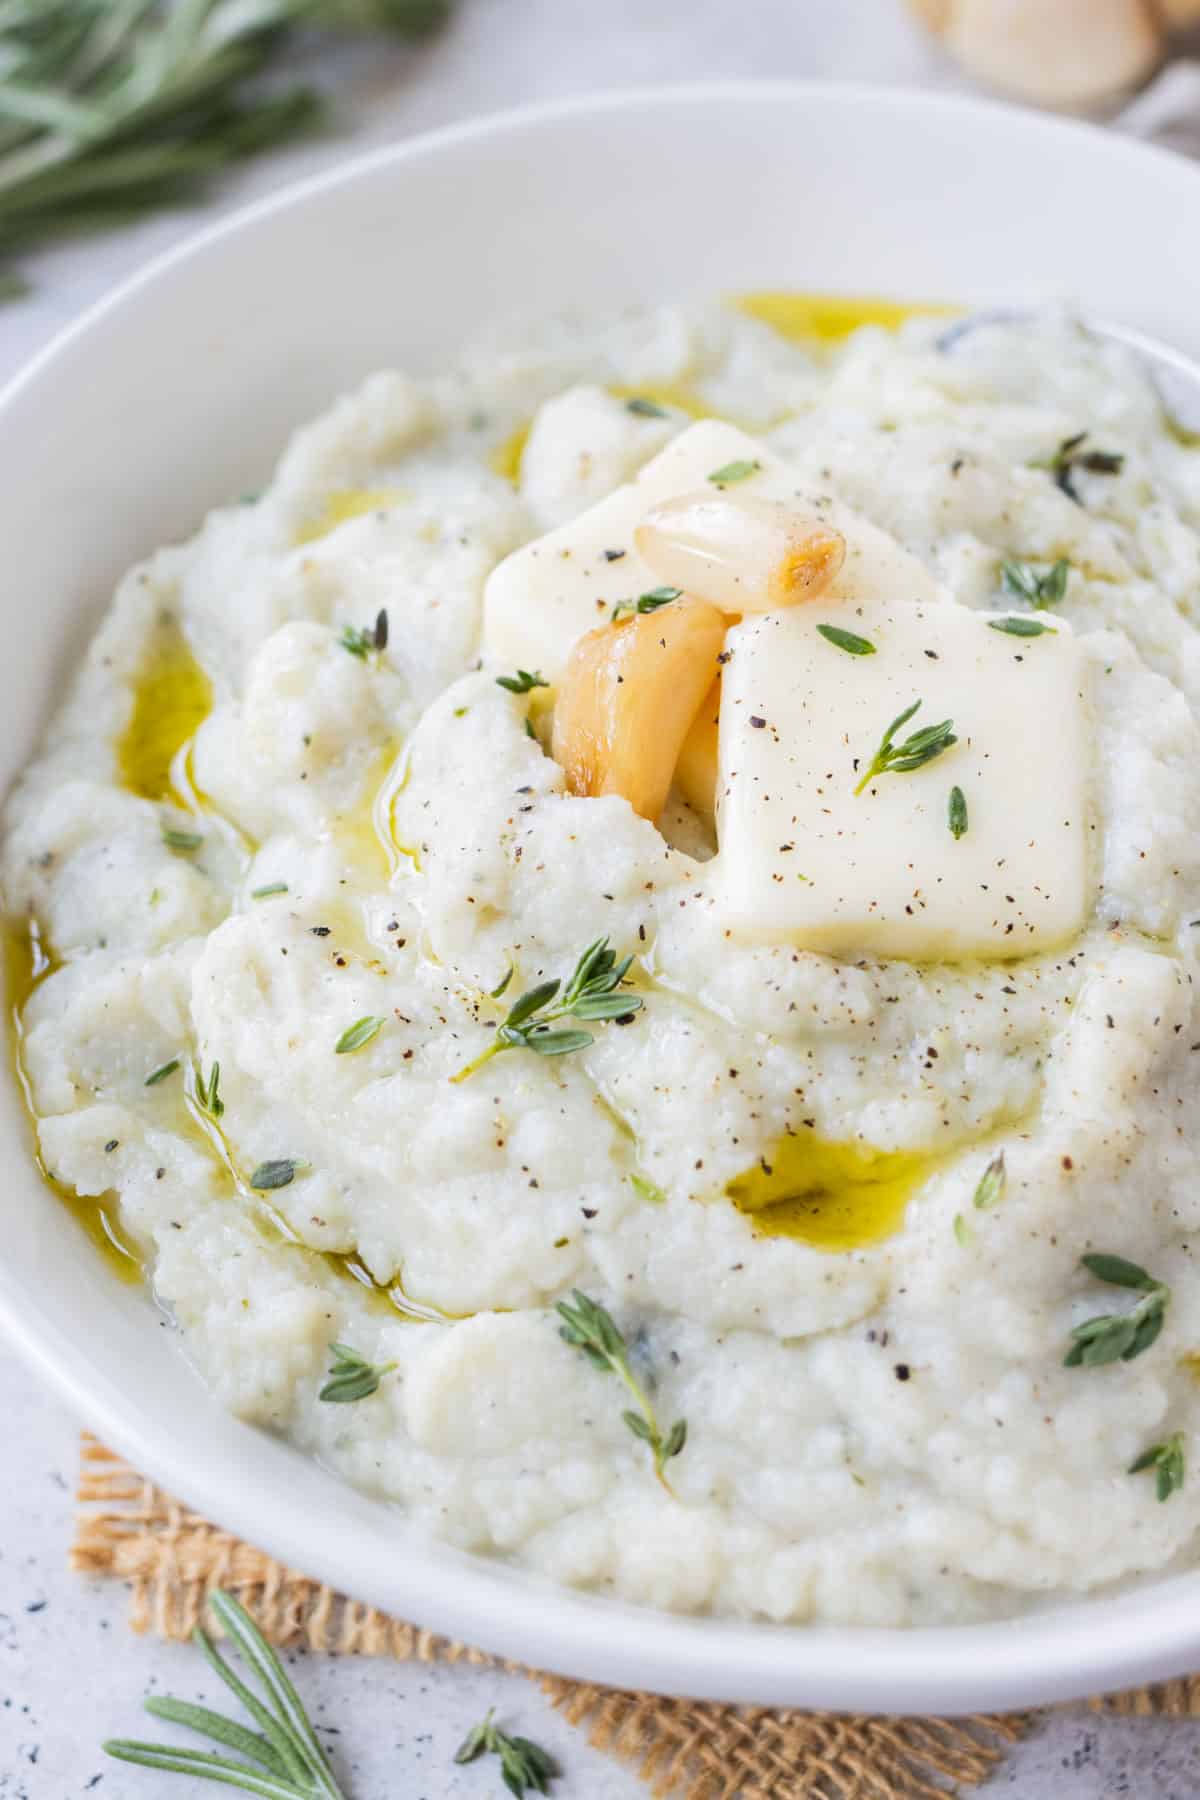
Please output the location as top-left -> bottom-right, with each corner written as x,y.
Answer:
675,676 -> 722,831
551,596 -> 727,822
634,493 -> 846,615
908,0 -> 1163,108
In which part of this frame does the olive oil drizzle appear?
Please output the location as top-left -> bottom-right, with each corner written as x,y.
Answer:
734,291 -> 959,345
726,1132 -> 940,1252
117,619 -> 212,807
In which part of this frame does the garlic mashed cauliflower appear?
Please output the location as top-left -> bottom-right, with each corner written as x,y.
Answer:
6,301 -> 1200,1626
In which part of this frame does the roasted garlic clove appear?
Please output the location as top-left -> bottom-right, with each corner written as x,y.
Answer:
634,493 -> 845,616
675,677 -> 721,831
551,596 -> 727,821
907,0 -> 1163,108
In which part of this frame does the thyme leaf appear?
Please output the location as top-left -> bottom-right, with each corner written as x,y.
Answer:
455,1708 -> 559,1796
249,1159 -> 303,1192
1000,557 -> 1070,608
853,700 -> 957,796
334,1016 -> 384,1055
1129,1432 -> 1185,1503
194,1060 -> 224,1120
144,1058 -> 180,1088
162,825 -> 202,852
1034,432 -> 1125,504
973,1151 -> 1005,1210
251,882 -> 289,899
626,396 -> 669,418
496,668 -> 548,694
948,785 -> 968,839
450,936 -> 642,1082
339,608 -> 388,659
1064,1253 -> 1170,1368
630,1172 -> 666,1205
611,585 -> 682,623
556,1289 -> 686,1492
817,623 -> 876,657
707,458 -> 760,485
103,1585 -> 348,1798
318,1342 -> 395,1405
989,616 -> 1057,638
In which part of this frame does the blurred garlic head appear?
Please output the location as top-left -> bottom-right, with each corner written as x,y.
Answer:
907,0 -> 1168,109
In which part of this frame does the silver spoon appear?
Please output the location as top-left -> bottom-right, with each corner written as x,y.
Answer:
938,311 -> 1200,439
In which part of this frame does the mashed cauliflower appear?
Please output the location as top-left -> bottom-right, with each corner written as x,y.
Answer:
5,302 -> 1200,1625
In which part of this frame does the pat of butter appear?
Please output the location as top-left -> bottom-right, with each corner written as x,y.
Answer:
715,597 -> 1091,960
483,419 -> 944,679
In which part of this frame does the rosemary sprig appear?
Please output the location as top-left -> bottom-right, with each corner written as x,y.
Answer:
318,1341 -> 394,1404
0,3 -> 450,291
496,667 -> 548,694
103,1586 -> 346,1797
1034,432 -> 1124,504
611,585 -> 681,623
1064,1253 -> 1170,1368
450,936 -> 641,1083
1129,1432 -> 1185,1502
339,608 -> 388,660
455,1708 -> 559,1797
1000,557 -> 1069,608
853,700 -> 957,796
556,1290 -> 686,1492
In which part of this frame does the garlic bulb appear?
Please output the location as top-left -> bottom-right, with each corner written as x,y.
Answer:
908,0 -> 1165,108
634,494 -> 845,615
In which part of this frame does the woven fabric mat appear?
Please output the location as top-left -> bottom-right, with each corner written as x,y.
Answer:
71,1437 -> 1198,1799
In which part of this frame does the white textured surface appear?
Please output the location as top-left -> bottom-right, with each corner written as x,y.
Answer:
4,0 -> 1200,1793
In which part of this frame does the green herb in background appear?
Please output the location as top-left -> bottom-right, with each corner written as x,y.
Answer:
556,1289 -> 686,1492
455,1708 -> 559,1797
339,607 -> 388,659
1000,557 -> 1069,609
1033,432 -> 1124,505
496,667 -> 548,694
0,1 -> 451,295
104,1586 -> 348,1797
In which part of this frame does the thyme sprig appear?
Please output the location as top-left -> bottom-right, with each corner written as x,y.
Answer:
455,1709 -> 559,1797
0,3 -> 450,294
194,1059 -> 224,1119
853,700 -> 957,796
556,1290 -> 686,1492
318,1341 -> 394,1404
1034,432 -> 1124,504
103,1586 -> 347,1797
1064,1254 -> 1170,1368
1000,557 -> 1069,608
496,667 -> 548,694
450,936 -> 641,1083
339,608 -> 388,660
611,585 -> 681,623
1129,1432 -> 1185,1502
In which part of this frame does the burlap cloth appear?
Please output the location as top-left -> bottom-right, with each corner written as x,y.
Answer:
70,1436 -> 1200,1798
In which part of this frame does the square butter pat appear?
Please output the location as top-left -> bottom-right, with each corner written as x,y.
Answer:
483,419 -> 943,679
716,597 -> 1092,960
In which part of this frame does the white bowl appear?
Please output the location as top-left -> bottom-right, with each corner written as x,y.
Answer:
4,82 -> 1200,1716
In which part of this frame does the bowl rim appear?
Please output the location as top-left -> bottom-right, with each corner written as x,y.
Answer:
5,78 -> 1200,1715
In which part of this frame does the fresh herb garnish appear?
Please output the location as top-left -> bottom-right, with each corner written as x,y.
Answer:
162,825 -> 203,852
953,1212 -> 972,1247
626,397 -> 669,419
334,1016 -> 384,1055
496,668 -> 548,694
0,4 -> 449,299
973,1151 -> 1005,1209
103,1586 -> 347,1798
455,1708 -> 559,1797
948,785 -> 968,840
1129,1432 -> 1185,1503
1064,1254 -> 1170,1368
611,586 -> 682,623
250,1159 -> 303,1192
318,1341 -> 395,1405
251,882 -> 289,900
817,623 -> 876,657
450,936 -> 641,1083
1034,432 -> 1125,504
853,700 -> 957,796
1000,557 -> 1070,608
630,1173 -> 666,1205
989,616 -> 1057,638
707,458 -> 760,485
339,608 -> 388,659
555,1290 -> 686,1492
144,1059 -> 180,1088
194,1061 -> 224,1119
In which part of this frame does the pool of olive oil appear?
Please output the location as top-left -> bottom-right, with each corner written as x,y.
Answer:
294,487 -> 406,545
726,1133 -> 938,1252
735,291 -> 958,345
117,621 -> 212,806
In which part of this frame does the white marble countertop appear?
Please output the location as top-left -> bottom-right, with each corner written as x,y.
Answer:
4,3 -> 1200,1794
